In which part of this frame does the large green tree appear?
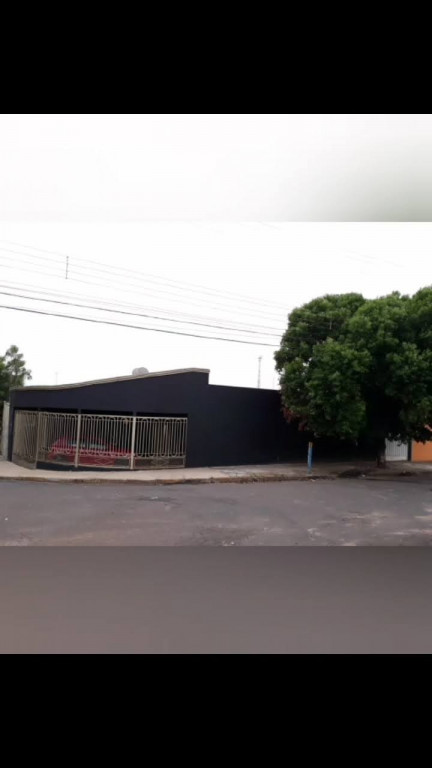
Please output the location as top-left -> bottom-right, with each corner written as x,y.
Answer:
0,345 -> 32,402
275,289 -> 432,466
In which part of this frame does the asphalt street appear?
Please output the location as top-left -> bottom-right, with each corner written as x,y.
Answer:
2,476 -> 432,545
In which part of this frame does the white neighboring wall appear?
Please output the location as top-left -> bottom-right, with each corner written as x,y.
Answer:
1,402 -> 9,457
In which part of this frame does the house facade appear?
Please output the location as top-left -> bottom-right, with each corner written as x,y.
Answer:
386,438 -> 432,463
7,367 -> 377,471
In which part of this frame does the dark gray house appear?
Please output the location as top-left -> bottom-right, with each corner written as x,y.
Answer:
7,367 -> 374,471
7,368 -> 297,470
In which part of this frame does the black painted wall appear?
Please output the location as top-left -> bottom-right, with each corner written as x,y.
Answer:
8,371 -> 374,467
9,372 -> 288,467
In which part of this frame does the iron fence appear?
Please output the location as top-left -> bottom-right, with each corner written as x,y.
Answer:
12,410 -> 188,470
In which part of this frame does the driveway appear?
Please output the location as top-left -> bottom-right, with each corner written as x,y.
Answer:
2,476 -> 432,545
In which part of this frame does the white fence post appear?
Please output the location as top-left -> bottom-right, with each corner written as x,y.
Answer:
130,416 -> 137,470
34,412 -> 41,467
74,414 -> 82,468
1,401 -> 9,458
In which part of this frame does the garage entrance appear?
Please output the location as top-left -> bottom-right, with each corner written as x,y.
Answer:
12,410 -> 188,470
385,439 -> 409,461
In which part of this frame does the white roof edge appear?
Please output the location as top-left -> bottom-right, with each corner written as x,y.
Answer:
209,382 -> 279,393
11,368 -> 211,392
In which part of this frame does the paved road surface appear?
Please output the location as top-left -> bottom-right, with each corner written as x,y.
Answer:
2,477 -> 432,545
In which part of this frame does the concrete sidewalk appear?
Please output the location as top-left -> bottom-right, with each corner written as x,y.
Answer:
1,456 -> 431,485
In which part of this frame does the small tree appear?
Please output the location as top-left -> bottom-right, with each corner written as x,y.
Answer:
0,345 -> 32,403
275,289 -> 432,467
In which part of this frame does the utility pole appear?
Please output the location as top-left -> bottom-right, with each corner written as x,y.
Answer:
257,356 -> 262,388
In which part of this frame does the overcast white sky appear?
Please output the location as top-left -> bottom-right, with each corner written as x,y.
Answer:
1,115 -> 432,390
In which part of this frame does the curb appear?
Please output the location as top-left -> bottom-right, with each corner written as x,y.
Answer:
0,469 -> 423,486
0,468 -> 426,486
0,472 -> 337,486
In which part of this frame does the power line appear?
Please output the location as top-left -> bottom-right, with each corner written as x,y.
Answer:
0,240 -> 289,311
1,270 -> 371,346
345,249 -> 408,270
0,259 -> 287,331
0,253 -> 287,322
0,239 -> 412,327
51,262 -> 287,321
0,304 -> 278,346
0,277 -> 286,334
0,288 -> 283,339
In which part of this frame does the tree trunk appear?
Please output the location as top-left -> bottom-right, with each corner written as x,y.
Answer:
376,437 -> 386,468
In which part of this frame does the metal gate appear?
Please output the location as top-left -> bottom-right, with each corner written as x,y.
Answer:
385,439 -> 409,461
12,410 -> 188,470
11,410 -> 40,468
